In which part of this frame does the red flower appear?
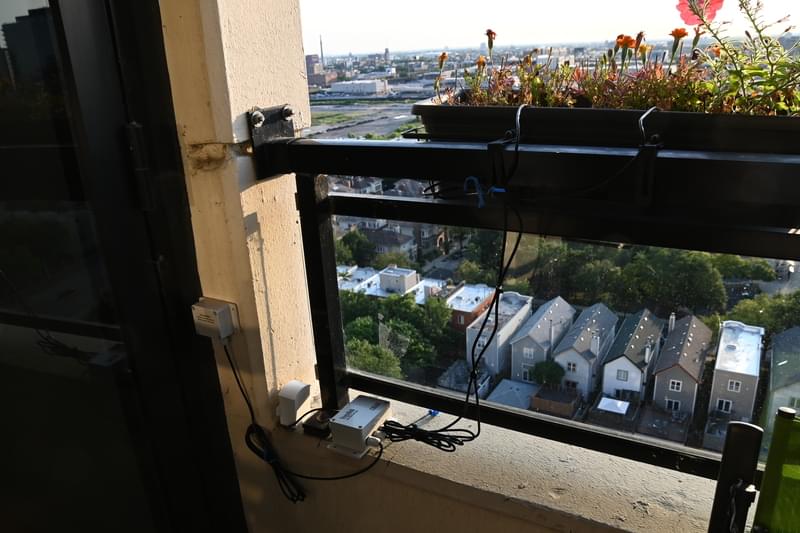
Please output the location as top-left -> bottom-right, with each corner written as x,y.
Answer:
670,28 -> 689,40
677,0 -> 724,26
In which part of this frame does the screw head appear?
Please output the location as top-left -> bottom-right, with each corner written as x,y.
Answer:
282,106 -> 294,120
251,111 -> 265,128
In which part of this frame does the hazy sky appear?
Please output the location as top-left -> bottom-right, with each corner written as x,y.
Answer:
300,0 -> 799,56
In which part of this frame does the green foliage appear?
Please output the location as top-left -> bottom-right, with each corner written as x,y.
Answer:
339,290 -> 380,325
335,239 -> 353,265
344,316 -> 377,344
341,230 -> 376,266
345,338 -> 403,379
455,260 -> 494,285
726,291 -> 800,339
709,254 -> 776,281
373,251 -> 415,270
465,231 -> 502,272
533,360 -> 565,387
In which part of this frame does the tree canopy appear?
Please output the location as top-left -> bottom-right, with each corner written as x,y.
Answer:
532,360 -> 565,387
340,230 -> 376,266
345,338 -> 402,379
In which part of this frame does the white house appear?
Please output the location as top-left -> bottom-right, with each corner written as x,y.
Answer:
553,303 -> 618,401
601,309 -> 665,401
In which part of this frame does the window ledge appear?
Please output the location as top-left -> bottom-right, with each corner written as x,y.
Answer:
272,394 -> 723,532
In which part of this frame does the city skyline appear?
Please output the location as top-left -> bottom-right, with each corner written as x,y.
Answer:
300,0 -> 798,56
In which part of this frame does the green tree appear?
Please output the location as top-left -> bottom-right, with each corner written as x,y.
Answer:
710,254 -> 777,281
455,260 -> 493,285
532,360 -> 565,387
335,239 -> 353,265
341,230 -> 376,266
382,318 -> 436,372
727,291 -> 800,339
344,316 -> 377,344
345,338 -> 402,378
373,251 -> 415,270
572,259 -> 622,305
339,290 -> 380,325
465,230 -> 502,274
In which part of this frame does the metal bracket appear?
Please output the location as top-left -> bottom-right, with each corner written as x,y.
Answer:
247,105 -> 295,180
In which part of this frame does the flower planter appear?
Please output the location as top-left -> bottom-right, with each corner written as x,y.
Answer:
412,98 -> 800,155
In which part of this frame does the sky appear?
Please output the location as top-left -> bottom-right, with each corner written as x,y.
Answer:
299,0 -> 799,56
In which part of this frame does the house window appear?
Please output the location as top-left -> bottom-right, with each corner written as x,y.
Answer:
727,380 -> 742,393
564,380 -> 578,390
669,380 -> 682,392
790,397 -> 800,409
717,399 -> 733,413
523,347 -> 534,359
566,362 -> 577,373
616,369 -> 629,382
458,315 -> 464,325
666,399 -> 681,412
522,364 -> 534,383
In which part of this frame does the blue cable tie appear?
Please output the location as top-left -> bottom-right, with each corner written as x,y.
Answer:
463,176 -> 486,208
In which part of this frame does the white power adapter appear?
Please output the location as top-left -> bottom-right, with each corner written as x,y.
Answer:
277,380 -> 311,426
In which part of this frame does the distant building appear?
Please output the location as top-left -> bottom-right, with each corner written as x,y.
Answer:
329,79 -> 389,96
652,315 -> 712,417
383,179 -> 426,197
305,54 -> 322,76
444,283 -> 494,331
2,7 -> 58,87
330,176 -> 382,195
509,296 -> 576,383
308,71 -> 338,87
486,379 -> 540,410
761,327 -> 800,452
377,266 -> 418,295
465,292 -> 533,377
362,227 -> 416,260
704,320 -> 765,451
336,266 -> 379,292
437,359 -> 492,399
601,309 -> 665,401
553,303 -> 618,401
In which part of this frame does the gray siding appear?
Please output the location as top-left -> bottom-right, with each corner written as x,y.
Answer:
510,338 -> 546,382
653,366 -> 697,416
708,369 -> 759,421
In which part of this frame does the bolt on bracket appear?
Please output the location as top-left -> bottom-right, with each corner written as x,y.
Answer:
247,105 -> 295,180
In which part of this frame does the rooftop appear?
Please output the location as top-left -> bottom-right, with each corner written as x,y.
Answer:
715,320 -> 764,377
446,284 -> 494,313
362,228 -> 414,246
553,303 -> 618,361
437,359 -> 492,395
509,296 -> 576,347
771,326 -> 800,390
381,266 -> 416,278
467,292 -> 532,341
337,266 -> 379,292
654,315 -> 712,381
410,278 -> 448,305
604,309 -> 665,369
486,379 -> 540,410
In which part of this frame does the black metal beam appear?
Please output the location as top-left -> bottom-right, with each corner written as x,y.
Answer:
329,193 -> 800,261
295,173 -> 349,410
348,370 -> 724,480
0,309 -> 123,340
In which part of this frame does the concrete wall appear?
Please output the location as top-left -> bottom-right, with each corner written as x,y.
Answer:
707,369 -> 758,420
653,367 -> 697,415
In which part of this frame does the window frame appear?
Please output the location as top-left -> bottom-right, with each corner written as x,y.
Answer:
669,380 -> 683,392
617,369 -> 629,382
521,364 -> 534,383
273,136 -> 800,483
717,399 -> 733,413
566,362 -> 577,373
666,398 -> 681,412
728,380 -> 742,393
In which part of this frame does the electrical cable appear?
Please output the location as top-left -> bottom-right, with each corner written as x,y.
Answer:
284,407 -> 326,428
221,342 -> 383,502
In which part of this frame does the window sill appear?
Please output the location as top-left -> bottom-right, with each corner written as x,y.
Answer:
273,393 -> 725,532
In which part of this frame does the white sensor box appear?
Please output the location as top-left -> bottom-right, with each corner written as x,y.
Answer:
191,298 -> 239,340
329,395 -> 390,458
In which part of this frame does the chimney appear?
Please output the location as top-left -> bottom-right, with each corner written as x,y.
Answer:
645,343 -> 652,364
548,320 -> 556,358
669,312 -> 676,333
591,334 -> 601,356
319,35 -> 325,67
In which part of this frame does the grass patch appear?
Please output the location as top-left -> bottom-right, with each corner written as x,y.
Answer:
311,111 -> 366,127
357,120 -> 423,140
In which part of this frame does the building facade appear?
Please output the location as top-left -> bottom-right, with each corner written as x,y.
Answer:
509,296 -> 576,384
465,292 -> 533,377
601,309 -> 665,400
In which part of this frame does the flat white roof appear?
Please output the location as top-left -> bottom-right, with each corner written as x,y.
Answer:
467,292 -> 532,340
446,284 -> 494,312
598,397 -> 629,415
715,320 -> 764,377
380,266 -> 417,278
411,278 -> 448,305
337,267 -> 379,292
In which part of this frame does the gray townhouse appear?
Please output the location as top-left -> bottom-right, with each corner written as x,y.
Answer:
601,309 -> 665,401
553,303 -> 618,401
465,292 -> 533,377
509,296 -> 576,384
652,315 -> 712,417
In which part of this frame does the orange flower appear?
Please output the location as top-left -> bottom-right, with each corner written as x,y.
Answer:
476,55 -> 487,69
670,28 -> 689,39
621,35 -> 636,48
438,52 -> 448,70
616,34 -> 625,46
710,45 -> 722,57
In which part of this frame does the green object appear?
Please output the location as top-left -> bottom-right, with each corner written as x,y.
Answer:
754,408 -> 800,532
